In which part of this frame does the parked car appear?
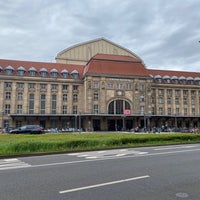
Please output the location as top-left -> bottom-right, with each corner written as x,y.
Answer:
9,125 -> 44,134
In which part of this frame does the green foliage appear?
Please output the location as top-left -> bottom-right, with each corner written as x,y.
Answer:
0,133 -> 200,156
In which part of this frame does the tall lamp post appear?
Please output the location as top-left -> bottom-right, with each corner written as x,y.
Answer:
79,111 -> 81,133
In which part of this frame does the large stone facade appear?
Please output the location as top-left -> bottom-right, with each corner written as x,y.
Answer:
0,38 -> 200,132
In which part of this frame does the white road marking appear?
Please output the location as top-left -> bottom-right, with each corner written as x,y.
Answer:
154,145 -> 195,151
116,154 -> 126,157
59,175 -> 150,194
0,158 -> 31,170
68,149 -> 148,159
77,154 -> 89,157
98,151 -> 107,154
86,156 -> 98,159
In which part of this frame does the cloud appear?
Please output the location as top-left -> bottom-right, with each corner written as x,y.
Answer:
0,0 -> 200,72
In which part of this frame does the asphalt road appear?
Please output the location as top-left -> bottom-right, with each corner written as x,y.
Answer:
1,144 -> 200,200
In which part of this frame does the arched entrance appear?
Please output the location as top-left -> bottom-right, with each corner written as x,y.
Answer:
107,99 -> 132,131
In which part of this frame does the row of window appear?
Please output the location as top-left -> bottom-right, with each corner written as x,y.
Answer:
2,104 -> 99,115
4,92 -> 79,102
152,97 -> 199,105
3,103 -> 198,116
151,107 -> 197,116
93,81 -> 146,91
152,76 -> 200,85
4,82 -> 79,91
0,66 -> 79,79
152,89 -> 200,96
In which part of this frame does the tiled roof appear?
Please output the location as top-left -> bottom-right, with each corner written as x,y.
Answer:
0,59 -> 85,78
84,54 -> 149,77
148,69 -> 200,78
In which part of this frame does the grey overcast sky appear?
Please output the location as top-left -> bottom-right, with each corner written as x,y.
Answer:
0,0 -> 200,72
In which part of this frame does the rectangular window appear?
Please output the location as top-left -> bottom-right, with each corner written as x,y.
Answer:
62,85 -> 68,91
51,84 -> 57,90
73,85 -> 78,91
167,108 -> 171,115
73,94 -> 78,102
5,82 -> 12,88
93,81 -> 99,89
158,89 -> 163,95
191,98 -> 195,105
5,92 -> 11,100
40,84 -> 47,90
126,83 -> 132,90
15,120 -> 22,128
167,89 -> 172,95
158,97 -> 163,104
184,108 -> 187,116
117,83 -> 123,89
192,108 -> 195,115
107,83 -> 114,89
151,107 -> 155,115
29,94 -> 34,114
176,108 -> 180,115
63,94 -> 67,102
73,105 -> 77,114
175,98 -> 179,104
140,96 -> 145,102
140,106 -> 144,115
29,83 -> 35,89
159,107 -> 163,115
17,93 -> 23,100
167,98 -> 171,104
183,98 -> 188,105
40,94 -> 46,114
191,90 -> 196,96
140,84 -> 145,91
63,106 -> 67,114
175,90 -> 180,96
93,93 -> 99,100
17,83 -> 24,89
183,90 -> 188,96
52,95 -> 57,114
17,105 -> 23,114
5,104 -> 10,114
93,105 -> 99,114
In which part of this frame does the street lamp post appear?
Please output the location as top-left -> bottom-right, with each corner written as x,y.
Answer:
75,114 -> 77,132
79,112 -> 81,133
144,112 -> 146,132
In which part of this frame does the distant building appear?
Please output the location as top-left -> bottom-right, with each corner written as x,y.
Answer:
0,38 -> 200,132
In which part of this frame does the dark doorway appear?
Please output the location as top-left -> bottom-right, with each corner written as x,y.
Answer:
93,119 -> 101,131
40,120 -> 46,129
126,120 -> 132,130
108,119 -> 123,131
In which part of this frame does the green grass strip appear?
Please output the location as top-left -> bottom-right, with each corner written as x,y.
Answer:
0,133 -> 200,156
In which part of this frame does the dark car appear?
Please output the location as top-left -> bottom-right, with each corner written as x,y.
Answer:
9,125 -> 44,134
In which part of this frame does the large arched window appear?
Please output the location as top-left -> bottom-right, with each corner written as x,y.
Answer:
108,100 -> 131,114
